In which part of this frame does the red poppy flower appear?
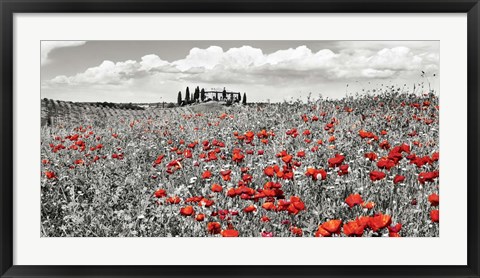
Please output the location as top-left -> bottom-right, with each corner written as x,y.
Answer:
292,199 -> 305,211
430,210 -> 439,222
261,231 -> 273,237
154,189 -> 166,198
343,220 -> 365,236
305,167 -> 327,181
368,213 -> 392,232
220,169 -> 231,176
428,193 -> 439,206
286,128 -> 299,137
328,154 -> 345,168
202,170 -> 212,179
387,150 -> 403,164
321,219 -> 342,234
377,157 -> 396,170
245,131 -> 255,140
387,223 -> 402,233
261,166 -> 275,178
211,183 -> 223,192
185,196 -> 202,203
283,171 -> 294,180
232,152 -> 245,163
180,206 -> 194,216
221,229 -> 239,237
400,143 -> 411,154
338,164 -> 349,176
393,175 -> 405,184
45,171 -> 56,179
411,156 -> 433,168
356,216 -> 371,228
301,114 -> 309,122
242,174 -> 253,183
262,202 -> 276,211
282,155 -> 293,164
418,171 -> 439,184
291,226 -> 303,237
199,198 -> 214,207
364,152 -> 378,161
206,151 -> 216,160
226,188 -> 236,197
379,140 -> 391,150
285,204 -> 298,215
241,167 -> 250,173
154,154 -> 165,165
314,226 -> 331,237
359,129 -> 375,139
166,196 -> 181,204
361,202 -> 375,209
257,129 -> 269,138
261,216 -> 270,222
207,222 -> 221,234
345,193 -> 363,208
272,164 -> 280,173
195,214 -> 205,221
370,171 -> 386,181
243,205 -> 257,213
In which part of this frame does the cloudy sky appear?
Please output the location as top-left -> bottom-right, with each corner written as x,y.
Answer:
41,41 -> 439,103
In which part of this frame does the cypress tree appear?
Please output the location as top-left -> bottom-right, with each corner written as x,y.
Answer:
185,87 -> 190,104
201,88 -> 206,101
242,93 -> 247,105
194,86 -> 200,101
222,87 -> 227,100
177,91 -> 182,106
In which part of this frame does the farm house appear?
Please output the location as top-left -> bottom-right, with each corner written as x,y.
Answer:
204,88 -> 242,103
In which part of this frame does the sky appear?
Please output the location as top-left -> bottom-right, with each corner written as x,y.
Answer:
41,41 -> 439,103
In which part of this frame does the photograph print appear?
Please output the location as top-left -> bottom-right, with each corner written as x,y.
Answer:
41,40 -> 440,237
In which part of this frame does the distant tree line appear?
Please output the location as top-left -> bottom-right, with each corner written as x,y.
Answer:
177,86 -> 247,106
97,102 -> 145,110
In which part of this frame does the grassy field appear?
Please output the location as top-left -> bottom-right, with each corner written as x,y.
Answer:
41,92 -> 439,237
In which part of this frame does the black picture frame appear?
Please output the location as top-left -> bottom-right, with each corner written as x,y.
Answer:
1,1 -> 479,277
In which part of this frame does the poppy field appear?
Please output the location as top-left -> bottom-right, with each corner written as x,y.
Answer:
41,91 -> 439,237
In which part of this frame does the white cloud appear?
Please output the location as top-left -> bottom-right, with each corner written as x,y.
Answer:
46,55 -> 176,86
361,68 -> 396,78
139,54 -> 169,71
368,47 -> 423,70
41,41 -> 86,66
173,46 -> 224,70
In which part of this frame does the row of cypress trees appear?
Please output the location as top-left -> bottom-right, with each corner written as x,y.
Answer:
177,86 -> 247,106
